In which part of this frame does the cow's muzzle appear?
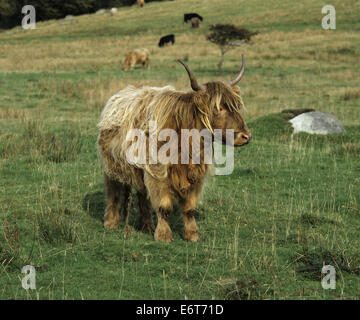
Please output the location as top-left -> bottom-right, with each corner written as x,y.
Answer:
234,132 -> 252,146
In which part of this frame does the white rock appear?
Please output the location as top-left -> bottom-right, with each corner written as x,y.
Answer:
96,9 -> 106,14
289,111 -> 346,135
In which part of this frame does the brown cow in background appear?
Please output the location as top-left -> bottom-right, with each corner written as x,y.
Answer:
123,48 -> 150,71
137,0 -> 145,7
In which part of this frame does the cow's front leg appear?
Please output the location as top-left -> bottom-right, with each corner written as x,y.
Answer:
179,202 -> 199,242
154,207 -> 172,242
179,184 -> 203,242
104,174 -> 124,228
182,209 -> 199,242
144,174 -> 173,242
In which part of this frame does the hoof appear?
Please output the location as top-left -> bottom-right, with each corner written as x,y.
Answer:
104,220 -> 119,229
141,222 -> 155,234
184,231 -> 200,242
154,227 -> 172,242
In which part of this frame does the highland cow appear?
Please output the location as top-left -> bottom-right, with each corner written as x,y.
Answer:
137,0 -> 145,7
97,56 -> 251,242
123,48 -> 150,71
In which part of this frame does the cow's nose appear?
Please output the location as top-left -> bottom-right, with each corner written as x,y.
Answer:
241,132 -> 251,144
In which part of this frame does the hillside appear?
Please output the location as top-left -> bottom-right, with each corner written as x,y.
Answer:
0,0 -> 359,300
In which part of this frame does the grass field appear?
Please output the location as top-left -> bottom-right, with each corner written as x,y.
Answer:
0,0 -> 359,299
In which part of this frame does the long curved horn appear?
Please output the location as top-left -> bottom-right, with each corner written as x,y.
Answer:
228,55 -> 245,86
177,59 -> 205,91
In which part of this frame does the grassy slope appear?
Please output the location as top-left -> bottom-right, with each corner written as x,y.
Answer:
0,0 -> 359,299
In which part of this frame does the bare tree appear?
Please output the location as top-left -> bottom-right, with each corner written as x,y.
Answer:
207,24 -> 258,73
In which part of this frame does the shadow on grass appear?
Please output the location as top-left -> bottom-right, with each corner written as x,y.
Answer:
82,190 -> 185,237
82,191 -> 106,221
299,213 -> 339,227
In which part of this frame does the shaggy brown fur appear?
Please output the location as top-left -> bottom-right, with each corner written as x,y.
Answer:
137,0 -> 145,7
97,68 -> 251,242
123,48 -> 150,71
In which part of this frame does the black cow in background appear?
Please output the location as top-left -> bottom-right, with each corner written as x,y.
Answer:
184,13 -> 203,23
158,34 -> 175,47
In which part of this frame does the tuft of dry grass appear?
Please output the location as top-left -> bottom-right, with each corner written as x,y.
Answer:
0,119 -> 83,162
0,109 -> 27,119
0,220 -> 22,269
37,206 -> 79,245
340,88 -> 360,101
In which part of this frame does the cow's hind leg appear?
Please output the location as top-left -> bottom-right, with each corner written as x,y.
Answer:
137,191 -> 155,233
144,174 -> 173,242
104,174 -> 121,228
120,183 -> 131,221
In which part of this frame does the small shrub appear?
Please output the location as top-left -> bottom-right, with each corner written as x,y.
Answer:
207,24 -> 258,73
